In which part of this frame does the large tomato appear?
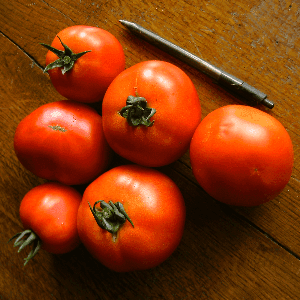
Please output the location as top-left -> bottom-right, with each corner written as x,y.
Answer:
9,182 -> 82,265
77,164 -> 186,272
42,25 -> 125,103
190,105 -> 294,206
102,60 -> 201,167
14,100 -> 112,185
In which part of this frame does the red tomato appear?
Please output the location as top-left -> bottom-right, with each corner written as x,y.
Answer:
42,25 -> 125,103
77,164 -> 186,272
14,100 -> 112,185
10,182 -> 81,265
102,60 -> 201,167
190,105 -> 294,206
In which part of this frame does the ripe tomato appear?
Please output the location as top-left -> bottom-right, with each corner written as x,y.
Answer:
190,105 -> 294,206
42,25 -> 125,103
10,182 -> 82,265
14,100 -> 112,185
102,60 -> 201,167
77,164 -> 186,272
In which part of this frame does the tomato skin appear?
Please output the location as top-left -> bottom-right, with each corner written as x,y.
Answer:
190,105 -> 294,206
14,100 -> 112,185
45,25 -> 125,103
19,182 -> 81,253
77,164 -> 186,272
102,60 -> 201,167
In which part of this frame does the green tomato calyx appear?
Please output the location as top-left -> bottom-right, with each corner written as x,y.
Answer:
119,95 -> 156,127
8,229 -> 42,266
88,200 -> 134,234
41,36 -> 91,75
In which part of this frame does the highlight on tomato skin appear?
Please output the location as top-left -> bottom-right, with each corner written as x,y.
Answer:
189,105 -> 294,207
9,182 -> 82,265
77,164 -> 186,272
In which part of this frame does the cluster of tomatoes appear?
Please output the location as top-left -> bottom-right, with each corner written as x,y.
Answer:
10,25 -> 294,272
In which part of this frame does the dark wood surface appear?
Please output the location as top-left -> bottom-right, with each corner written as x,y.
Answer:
1,0 -> 300,299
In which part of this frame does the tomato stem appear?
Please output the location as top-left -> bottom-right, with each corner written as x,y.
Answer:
88,200 -> 134,234
8,229 -> 42,266
41,36 -> 91,75
119,95 -> 156,127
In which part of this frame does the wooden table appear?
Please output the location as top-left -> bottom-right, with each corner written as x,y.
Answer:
1,0 -> 299,299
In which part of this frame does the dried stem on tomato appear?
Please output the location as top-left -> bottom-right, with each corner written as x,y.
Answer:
8,229 -> 42,266
41,36 -> 91,75
119,95 -> 156,127
88,200 -> 134,234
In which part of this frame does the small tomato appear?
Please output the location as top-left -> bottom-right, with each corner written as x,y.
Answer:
9,182 -> 82,265
42,25 -> 125,103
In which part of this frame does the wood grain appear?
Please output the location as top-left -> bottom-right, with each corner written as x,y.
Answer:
0,0 -> 299,299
